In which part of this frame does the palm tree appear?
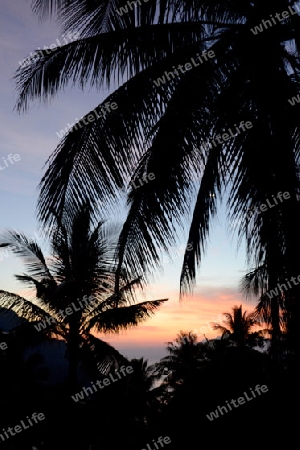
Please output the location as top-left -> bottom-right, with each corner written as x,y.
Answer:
0,205 -> 167,390
210,304 -> 259,347
14,1 -> 300,346
239,265 -> 292,361
125,358 -> 163,425
153,331 -> 200,391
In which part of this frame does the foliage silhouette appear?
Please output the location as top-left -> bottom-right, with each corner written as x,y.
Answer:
0,204 -> 167,390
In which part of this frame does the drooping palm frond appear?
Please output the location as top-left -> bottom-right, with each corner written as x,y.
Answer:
254,293 -> 287,332
239,264 -> 269,300
14,274 -> 58,307
0,232 -> 54,281
85,299 -> 167,332
82,332 -> 128,375
180,141 -> 225,293
210,323 -> 231,336
36,57 -> 180,223
0,290 -> 57,323
31,0 -> 155,32
31,0 -> 243,33
15,21 -> 208,112
80,277 -> 143,330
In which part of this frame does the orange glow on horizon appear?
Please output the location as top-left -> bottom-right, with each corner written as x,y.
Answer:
97,284 -> 259,347
16,284 -> 261,349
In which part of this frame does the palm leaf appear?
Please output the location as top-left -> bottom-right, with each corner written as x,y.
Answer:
0,231 -> 54,281
82,332 -> 129,375
239,264 -> 269,300
210,323 -> 230,335
15,22 -> 209,112
0,290 -> 56,322
86,299 -> 167,332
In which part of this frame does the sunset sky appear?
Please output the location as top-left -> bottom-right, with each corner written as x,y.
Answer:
0,0 -> 257,364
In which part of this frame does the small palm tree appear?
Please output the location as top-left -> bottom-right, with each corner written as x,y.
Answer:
125,358 -> 162,426
211,305 -> 257,346
154,331 -> 200,390
0,205 -> 167,390
239,265 -> 286,340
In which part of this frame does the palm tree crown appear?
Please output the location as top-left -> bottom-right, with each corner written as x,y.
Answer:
0,205 -> 167,388
211,304 -> 257,346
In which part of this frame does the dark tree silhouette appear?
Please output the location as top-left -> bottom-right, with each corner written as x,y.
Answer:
210,304 -> 260,346
0,205 -> 167,390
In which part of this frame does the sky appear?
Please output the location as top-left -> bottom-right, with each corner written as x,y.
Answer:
0,0 -> 257,364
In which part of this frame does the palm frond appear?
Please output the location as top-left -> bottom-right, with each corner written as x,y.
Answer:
81,277 -> 142,328
82,332 -> 129,375
36,54 -> 184,224
112,31 -> 248,293
14,274 -> 57,307
15,22 -> 208,112
254,294 -> 286,329
180,143 -> 225,294
86,299 -> 167,332
0,231 -> 53,280
31,0 -> 243,31
210,323 -> 230,335
0,290 -> 55,322
239,264 -> 268,300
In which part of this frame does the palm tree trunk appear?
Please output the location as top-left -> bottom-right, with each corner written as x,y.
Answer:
68,316 -> 80,393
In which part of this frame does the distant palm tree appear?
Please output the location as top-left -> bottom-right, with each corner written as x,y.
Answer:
211,304 -> 258,346
239,265 -> 292,360
240,265 -> 281,331
154,331 -> 200,390
126,358 -> 162,426
0,205 -> 167,390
